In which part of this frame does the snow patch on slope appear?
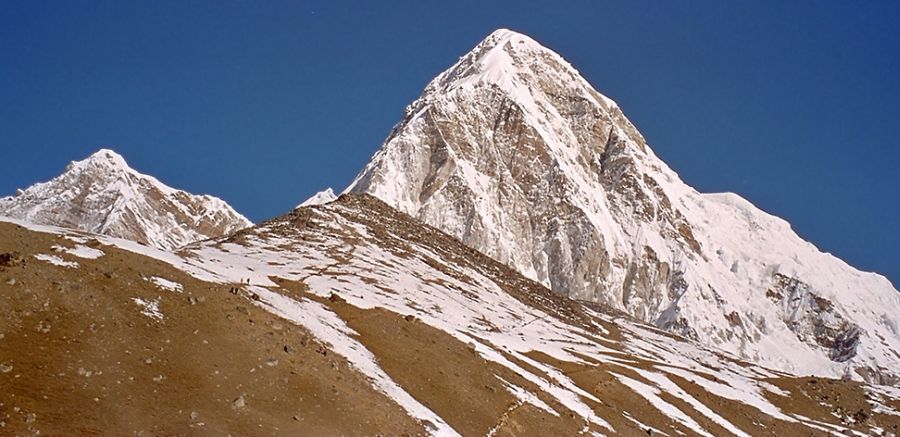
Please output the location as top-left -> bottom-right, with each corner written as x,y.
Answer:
52,244 -> 104,259
250,286 -> 459,436
33,253 -> 78,268
146,276 -> 183,293
132,297 -> 163,321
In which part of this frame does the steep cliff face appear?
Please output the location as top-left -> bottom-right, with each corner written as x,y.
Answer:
0,149 -> 251,250
347,29 -> 900,382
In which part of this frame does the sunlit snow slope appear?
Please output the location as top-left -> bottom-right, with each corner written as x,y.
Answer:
3,195 -> 898,436
0,149 -> 251,250
347,29 -> 900,383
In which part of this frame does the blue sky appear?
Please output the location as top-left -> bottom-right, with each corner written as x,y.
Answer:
1,1 -> 898,284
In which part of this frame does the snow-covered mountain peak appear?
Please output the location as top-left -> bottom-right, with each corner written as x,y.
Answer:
61,149 -> 130,184
435,28 -> 547,87
459,27 -> 533,57
348,30 -> 900,383
60,148 -> 174,196
479,27 -> 533,48
71,148 -> 130,171
427,28 -> 621,113
0,148 -> 250,250
298,187 -> 337,208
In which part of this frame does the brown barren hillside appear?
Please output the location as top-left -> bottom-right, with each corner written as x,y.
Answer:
1,195 -> 898,435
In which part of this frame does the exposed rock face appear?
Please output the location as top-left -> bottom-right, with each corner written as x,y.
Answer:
768,274 -> 862,364
0,149 -> 251,250
347,29 -> 900,382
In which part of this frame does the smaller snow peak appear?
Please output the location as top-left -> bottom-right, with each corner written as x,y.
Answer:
67,148 -> 133,174
299,188 -> 337,208
1,148 -> 251,250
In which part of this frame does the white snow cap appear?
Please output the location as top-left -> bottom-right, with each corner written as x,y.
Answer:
65,148 -> 132,172
85,148 -> 129,167
0,147 -> 252,250
299,188 -> 337,208
435,28 -> 545,89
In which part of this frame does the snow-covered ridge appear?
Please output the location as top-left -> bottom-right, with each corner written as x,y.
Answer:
346,29 -> 900,383
433,29 -> 620,109
0,149 -> 251,250
299,187 -> 337,208
4,196 -> 897,436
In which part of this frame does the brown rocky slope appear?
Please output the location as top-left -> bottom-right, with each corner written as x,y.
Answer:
1,195 -> 898,435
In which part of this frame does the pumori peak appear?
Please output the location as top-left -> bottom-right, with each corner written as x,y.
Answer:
347,29 -> 900,383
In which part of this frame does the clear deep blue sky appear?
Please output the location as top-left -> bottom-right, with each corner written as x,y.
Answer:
2,1 -> 898,284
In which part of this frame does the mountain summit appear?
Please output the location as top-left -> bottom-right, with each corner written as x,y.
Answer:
347,29 -> 900,383
0,149 -> 251,249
